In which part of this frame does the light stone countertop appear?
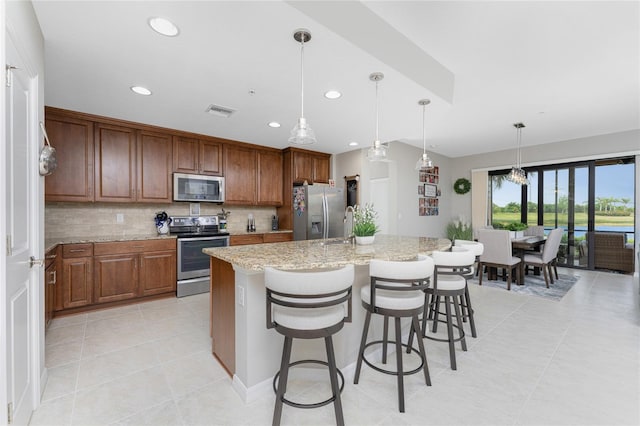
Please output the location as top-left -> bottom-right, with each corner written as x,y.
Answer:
45,234 -> 177,252
204,234 -> 451,271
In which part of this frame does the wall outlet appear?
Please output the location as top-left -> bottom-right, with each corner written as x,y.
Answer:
238,287 -> 245,307
116,213 -> 124,223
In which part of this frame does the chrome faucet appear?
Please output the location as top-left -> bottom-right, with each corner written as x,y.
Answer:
344,206 -> 355,243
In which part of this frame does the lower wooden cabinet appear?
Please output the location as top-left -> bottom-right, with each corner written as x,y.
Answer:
44,246 -> 59,328
230,232 -> 293,246
56,238 -> 176,314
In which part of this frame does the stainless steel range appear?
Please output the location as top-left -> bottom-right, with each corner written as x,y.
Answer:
169,215 -> 230,297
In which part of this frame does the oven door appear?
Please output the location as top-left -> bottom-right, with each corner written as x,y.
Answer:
177,236 -> 229,281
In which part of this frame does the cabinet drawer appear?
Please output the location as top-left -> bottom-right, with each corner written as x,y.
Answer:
263,233 -> 293,243
94,238 -> 175,256
62,243 -> 93,258
230,234 -> 264,246
45,246 -> 59,268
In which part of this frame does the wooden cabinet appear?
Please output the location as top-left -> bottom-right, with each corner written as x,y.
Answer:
257,149 -> 283,205
93,254 -> 138,303
94,123 -> 137,202
137,130 -> 172,202
173,136 -> 223,176
312,155 -> 330,184
230,232 -> 293,246
94,239 -> 176,302
44,112 -> 94,202
292,150 -> 314,183
61,243 -> 94,309
44,246 -> 59,328
224,145 -> 257,204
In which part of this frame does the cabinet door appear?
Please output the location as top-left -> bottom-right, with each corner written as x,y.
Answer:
292,151 -> 313,183
44,113 -> 94,202
199,140 -> 223,176
62,257 -> 93,308
94,123 -> 136,202
312,155 -> 330,184
93,254 -> 138,303
173,135 -> 199,174
224,145 -> 256,204
257,150 -> 283,206
44,263 -> 56,328
139,250 -> 176,296
137,130 -> 172,202
229,234 -> 264,246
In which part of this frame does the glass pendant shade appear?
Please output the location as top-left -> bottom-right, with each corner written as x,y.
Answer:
506,122 -> 529,185
415,98 -> 433,170
367,72 -> 386,161
289,29 -> 316,145
367,140 -> 387,160
288,117 -> 316,145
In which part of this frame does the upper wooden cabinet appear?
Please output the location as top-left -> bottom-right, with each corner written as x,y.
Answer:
312,155 -> 330,184
44,113 -> 94,202
173,136 -> 223,176
137,130 -> 172,203
94,123 -> 137,202
290,149 -> 331,184
224,145 -> 257,205
257,149 -> 283,206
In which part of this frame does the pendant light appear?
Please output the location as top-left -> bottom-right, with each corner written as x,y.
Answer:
288,29 -> 316,145
367,72 -> 387,161
415,99 -> 434,170
506,122 -> 529,185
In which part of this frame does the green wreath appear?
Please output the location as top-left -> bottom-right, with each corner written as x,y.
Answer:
454,178 -> 471,195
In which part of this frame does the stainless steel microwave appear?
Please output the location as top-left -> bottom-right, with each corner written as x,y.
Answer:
173,173 -> 225,203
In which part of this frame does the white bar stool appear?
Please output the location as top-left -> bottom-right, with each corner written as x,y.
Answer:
265,265 -> 354,426
422,249 -> 476,370
353,255 -> 434,413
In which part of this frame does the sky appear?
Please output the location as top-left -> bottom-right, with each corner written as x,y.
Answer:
492,163 -> 635,207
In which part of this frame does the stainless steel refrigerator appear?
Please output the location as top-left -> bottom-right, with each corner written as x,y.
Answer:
293,184 -> 345,241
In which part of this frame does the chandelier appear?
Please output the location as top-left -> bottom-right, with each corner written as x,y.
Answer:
288,29 -> 316,145
414,99 -> 434,170
506,122 -> 529,185
367,72 -> 387,161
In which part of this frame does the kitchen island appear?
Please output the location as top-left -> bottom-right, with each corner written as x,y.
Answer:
204,234 -> 451,402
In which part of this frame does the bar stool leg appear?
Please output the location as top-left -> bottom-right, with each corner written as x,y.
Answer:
382,315 -> 389,364
325,336 -> 345,426
453,297 -> 467,352
354,310 -> 372,384
273,336 -> 293,426
394,317 -> 405,413
411,315 -> 431,386
464,285 -> 477,338
445,296 -> 457,370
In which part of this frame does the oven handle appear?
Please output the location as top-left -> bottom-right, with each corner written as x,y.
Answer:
177,236 -> 230,243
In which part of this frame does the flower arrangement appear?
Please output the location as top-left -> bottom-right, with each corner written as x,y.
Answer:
353,203 -> 379,237
446,217 -> 473,241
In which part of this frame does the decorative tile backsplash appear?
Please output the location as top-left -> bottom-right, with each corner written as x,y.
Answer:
45,203 -> 278,240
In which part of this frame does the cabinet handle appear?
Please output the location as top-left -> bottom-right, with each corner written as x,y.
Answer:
69,249 -> 86,253
45,254 -> 57,259
48,270 -> 56,285
132,245 -> 145,249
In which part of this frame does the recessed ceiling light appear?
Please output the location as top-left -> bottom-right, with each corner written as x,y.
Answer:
148,17 -> 179,37
268,122 -> 281,128
130,86 -> 152,96
349,141 -> 359,147
324,90 -> 342,99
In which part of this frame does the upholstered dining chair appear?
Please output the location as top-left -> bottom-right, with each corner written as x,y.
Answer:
524,225 -> 545,237
477,229 -> 521,290
523,228 -> 563,288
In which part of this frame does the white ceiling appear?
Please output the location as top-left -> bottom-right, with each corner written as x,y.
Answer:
31,1 -> 639,158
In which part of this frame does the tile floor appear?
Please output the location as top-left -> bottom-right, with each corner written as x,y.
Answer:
29,268 -> 639,426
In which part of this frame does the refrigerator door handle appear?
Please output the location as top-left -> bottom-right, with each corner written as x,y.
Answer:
322,193 -> 328,239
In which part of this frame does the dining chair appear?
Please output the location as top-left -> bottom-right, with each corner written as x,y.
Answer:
523,228 -> 563,287
524,225 -> 545,237
477,229 -> 521,290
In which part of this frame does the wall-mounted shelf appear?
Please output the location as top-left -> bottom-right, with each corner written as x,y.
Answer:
418,166 -> 439,216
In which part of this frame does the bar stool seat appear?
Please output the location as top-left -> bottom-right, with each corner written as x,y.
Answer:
265,265 -> 354,426
354,255 -> 434,413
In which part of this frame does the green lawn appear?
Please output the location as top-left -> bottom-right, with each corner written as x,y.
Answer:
492,211 -> 634,228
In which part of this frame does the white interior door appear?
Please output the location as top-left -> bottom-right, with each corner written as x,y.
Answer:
5,35 -> 38,426
370,178 -> 389,234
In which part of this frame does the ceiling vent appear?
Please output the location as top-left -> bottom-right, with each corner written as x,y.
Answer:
205,104 -> 236,118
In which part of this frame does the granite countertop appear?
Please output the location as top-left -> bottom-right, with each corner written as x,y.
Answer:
45,234 -> 176,252
204,234 -> 451,271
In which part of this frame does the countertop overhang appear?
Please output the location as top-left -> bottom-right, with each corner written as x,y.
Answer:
204,234 -> 451,271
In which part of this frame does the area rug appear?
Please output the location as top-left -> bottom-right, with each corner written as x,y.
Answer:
468,273 -> 579,301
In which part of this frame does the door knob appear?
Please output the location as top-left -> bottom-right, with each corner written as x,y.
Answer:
29,256 -> 44,268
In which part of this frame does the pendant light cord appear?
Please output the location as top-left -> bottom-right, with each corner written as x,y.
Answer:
422,103 -> 427,154
516,125 -> 522,168
375,79 -> 379,142
300,37 -> 305,119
